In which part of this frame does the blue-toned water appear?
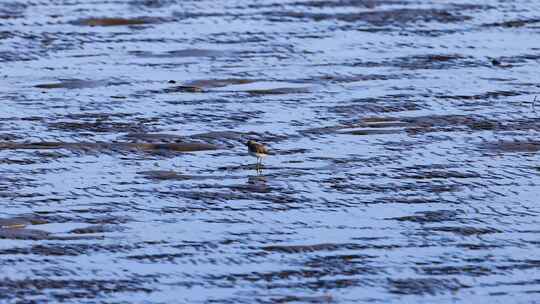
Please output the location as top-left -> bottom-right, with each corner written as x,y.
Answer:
1,0 -> 540,303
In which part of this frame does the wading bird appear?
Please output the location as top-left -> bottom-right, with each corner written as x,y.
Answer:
246,140 -> 269,172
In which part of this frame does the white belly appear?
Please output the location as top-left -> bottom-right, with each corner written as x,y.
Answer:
250,152 -> 267,158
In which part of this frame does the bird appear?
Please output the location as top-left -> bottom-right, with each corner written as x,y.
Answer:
246,140 -> 269,171
491,58 -> 501,66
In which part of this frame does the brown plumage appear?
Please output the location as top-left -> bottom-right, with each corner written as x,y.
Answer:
246,140 -> 269,170
247,140 -> 268,154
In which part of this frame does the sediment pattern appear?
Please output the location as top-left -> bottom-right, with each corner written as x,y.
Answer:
1,0 -> 539,302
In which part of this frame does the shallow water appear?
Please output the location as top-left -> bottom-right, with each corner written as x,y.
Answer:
1,0 -> 540,303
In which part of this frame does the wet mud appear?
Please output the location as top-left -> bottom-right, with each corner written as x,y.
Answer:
1,0 -> 540,303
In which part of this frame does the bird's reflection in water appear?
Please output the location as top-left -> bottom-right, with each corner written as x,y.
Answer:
245,174 -> 270,193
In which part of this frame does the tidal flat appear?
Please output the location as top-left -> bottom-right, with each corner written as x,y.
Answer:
1,0 -> 540,303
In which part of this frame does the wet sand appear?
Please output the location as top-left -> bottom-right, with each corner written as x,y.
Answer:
1,0 -> 540,302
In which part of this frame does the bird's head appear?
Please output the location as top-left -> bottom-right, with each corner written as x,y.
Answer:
246,140 -> 255,146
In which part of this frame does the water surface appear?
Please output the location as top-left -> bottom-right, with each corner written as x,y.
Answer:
1,0 -> 540,303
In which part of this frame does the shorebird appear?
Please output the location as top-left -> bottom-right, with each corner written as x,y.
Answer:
246,140 -> 269,171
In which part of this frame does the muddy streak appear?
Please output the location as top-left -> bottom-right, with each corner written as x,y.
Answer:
0,141 -> 219,153
0,0 -> 539,303
76,17 -> 158,27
